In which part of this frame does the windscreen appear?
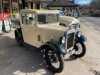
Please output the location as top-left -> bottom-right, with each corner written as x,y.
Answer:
37,14 -> 59,24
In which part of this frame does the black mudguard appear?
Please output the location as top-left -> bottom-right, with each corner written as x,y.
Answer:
40,41 -> 62,54
76,32 -> 87,43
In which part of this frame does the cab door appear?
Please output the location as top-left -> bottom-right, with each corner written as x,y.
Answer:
21,12 -> 37,45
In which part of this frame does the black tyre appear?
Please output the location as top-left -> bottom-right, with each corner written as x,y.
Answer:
42,46 -> 64,73
74,42 -> 86,58
15,29 -> 24,46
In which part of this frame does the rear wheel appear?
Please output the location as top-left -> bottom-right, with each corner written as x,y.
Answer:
15,29 -> 24,46
42,46 -> 64,73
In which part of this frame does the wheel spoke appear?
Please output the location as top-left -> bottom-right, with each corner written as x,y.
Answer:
47,50 -> 60,69
75,43 -> 83,55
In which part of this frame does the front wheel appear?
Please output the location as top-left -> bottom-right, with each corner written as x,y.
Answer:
42,46 -> 64,73
74,42 -> 86,58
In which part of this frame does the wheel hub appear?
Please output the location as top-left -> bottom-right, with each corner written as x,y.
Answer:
48,50 -> 60,69
74,43 -> 83,55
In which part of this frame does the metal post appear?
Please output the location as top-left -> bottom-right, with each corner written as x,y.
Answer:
33,0 -> 41,9
72,0 -> 75,3
10,0 -> 12,16
22,0 -> 26,9
1,0 -> 3,14
0,0 -> 1,13
1,0 -> 4,32
17,0 -> 20,13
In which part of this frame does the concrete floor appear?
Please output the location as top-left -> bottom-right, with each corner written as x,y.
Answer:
0,17 -> 100,75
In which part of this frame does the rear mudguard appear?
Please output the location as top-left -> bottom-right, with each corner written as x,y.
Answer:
15,28 -> 23,38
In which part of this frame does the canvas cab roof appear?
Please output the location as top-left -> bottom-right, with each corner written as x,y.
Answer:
21,9 -> 60,14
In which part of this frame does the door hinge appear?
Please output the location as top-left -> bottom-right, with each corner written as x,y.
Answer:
37,35 -> 41,41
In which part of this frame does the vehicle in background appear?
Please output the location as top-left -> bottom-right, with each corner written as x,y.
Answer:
0,12 -> 11,33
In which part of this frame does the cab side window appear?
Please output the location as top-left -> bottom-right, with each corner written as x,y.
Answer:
21,13 -> 35,25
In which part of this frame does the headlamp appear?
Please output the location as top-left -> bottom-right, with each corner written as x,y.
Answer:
78,31 -> 82,37
61,36 -> 66,44
60,36 -> 66,54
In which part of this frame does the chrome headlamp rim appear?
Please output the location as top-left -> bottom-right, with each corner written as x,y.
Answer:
61,36 -> 66,44
77,31 -> 82,37
59,35 -> 67,54
59,32 -> 67,49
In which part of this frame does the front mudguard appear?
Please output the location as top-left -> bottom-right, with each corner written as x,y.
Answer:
76,32 -> 87,44
40,40 -> 65,56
